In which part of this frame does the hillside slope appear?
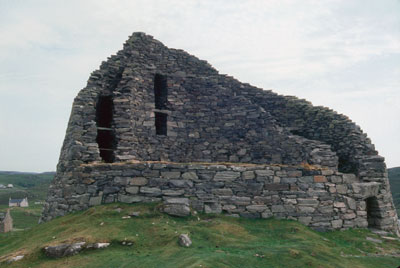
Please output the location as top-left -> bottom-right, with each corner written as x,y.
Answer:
388,167 -> 400,213
1,203 -> 400,268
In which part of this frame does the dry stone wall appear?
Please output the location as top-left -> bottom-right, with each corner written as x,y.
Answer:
41,161 -> 396,232
41,32 -> 399,234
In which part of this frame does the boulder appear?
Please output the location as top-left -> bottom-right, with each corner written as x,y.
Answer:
178,234 -> 192,247
44,242 -> 86,258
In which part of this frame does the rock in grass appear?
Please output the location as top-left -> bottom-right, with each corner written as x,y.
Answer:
86,242 -> 110,249
7,255 -> 24,263
178,234 -> 192,247
44,242 -> 86,258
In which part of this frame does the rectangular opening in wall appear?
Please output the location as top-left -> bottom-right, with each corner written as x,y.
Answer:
96,96 -> 113,128
96,95 -> 116,163
155,112 -> 167,135
154,74 -> 168,109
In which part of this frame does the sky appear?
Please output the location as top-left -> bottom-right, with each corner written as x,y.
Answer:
0,0 -> 399,172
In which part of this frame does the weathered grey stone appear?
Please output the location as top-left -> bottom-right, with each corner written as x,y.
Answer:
182,172 -> 198,180
139,187 -> 162,196
163,204 -> 190,217
164,198 -> 190,206
162,189 -> 185,196
169,180 -> 194,188
129,177 -> 148,186
118,194 -> 143,203
204,202 -> 222,214
264,183 -> 289,191
89,196 -> 102,206
43,242 -> 86,258
161,171 -> 181,179
246,205 -> 268,212
242,171 -> 255,180
331,219 -> 343,228
178,234 -> 192,247
125,186 -> 139,194
297,206 -> 315,213
352,182 -> 381,198
271,205 -> 285,213
214,171 -> 240,181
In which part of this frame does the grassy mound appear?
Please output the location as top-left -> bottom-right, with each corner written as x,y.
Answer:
1,203 -> 400,268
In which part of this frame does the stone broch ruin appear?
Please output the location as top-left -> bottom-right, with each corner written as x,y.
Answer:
41,32 -> 399,234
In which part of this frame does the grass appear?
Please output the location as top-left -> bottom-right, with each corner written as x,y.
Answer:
1,203 -> 400,268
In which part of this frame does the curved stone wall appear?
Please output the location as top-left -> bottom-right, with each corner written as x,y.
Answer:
41,161 -> 398,233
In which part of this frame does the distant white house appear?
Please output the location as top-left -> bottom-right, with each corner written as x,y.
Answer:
9,197 -> 29,207
6,184 -> 13,188
0,184 -> 5,189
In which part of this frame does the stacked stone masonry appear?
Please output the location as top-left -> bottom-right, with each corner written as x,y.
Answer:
41,32 -> 399,234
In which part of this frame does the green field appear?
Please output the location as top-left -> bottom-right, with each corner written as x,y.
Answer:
0,172 -> 54,204
0,171 -> 54,230
1,203 -> 400,268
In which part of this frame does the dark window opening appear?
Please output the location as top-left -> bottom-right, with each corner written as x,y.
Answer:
366,196 -> 380,228
155,112 -> 167,135
96,96 -> 113,128
154,74 -> 168,109
338,156 -> 357,174
96,95 -> 116,163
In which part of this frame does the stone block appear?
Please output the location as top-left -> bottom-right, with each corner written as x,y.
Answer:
334,202 -> 346,208
125,186 -> 139,194
343,174 -> 358,183
182,172 -> 198,180
204,202 -> 222,214
336,184 -> 347,194
298,176 -> 314,183
161,171 -> 181,179
169,180 -> 194,188
264,183 -> 289,191
162,189 -> 185,196
163,204 -> 190,217
297,199 -> 319,207
214,171 -> 240,181
255,170 -> 274,177
242,171 -> 255,180
271,205 -> 286,213
331,219 -> 343,228
344,197 -> 356,210
246,205 -> 268,212
129,177 -> 148,186
212,188 -> 233,196
230,196 -> 251,206
342,213 -> 356,220
118,194 -> 143,203
89,196 -> 102,206
314,176 -> 327,183
297,206 -> 315,213
140,187 -> 162,196
163,198 -> 190,206
281,177 -> 297,184
351,182 -> 381,198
